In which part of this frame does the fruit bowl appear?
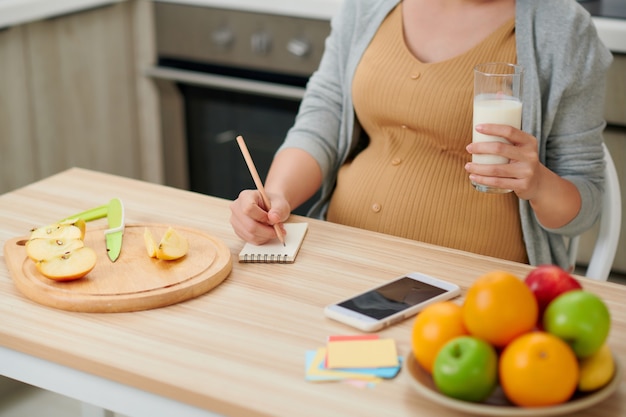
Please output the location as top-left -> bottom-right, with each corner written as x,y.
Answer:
404,351 -> 622,416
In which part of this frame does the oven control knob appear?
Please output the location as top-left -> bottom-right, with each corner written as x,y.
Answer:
251,31 -> 272,55
287,37 -> 312,58
212,27 -> 234,48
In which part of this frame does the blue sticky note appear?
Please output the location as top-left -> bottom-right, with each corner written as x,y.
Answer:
305,350 -> 351,381
305,350 -> 342,381
321,356 -> 403,379
305,349 -> 385,382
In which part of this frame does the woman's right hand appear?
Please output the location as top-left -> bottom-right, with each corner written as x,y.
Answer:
229,189 -> 290,245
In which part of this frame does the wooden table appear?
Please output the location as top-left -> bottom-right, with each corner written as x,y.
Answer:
0,168 -> 624,417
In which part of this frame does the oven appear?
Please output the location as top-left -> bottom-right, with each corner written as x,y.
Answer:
147,2 -> 331,215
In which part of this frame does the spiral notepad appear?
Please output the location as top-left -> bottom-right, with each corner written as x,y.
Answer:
238,223 -> 309,263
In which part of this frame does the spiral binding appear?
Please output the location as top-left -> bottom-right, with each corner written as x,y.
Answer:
242,253 -> 290,264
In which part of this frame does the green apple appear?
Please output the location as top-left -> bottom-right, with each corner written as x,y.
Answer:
432,336 -> 498,402
543,290 -> 610,358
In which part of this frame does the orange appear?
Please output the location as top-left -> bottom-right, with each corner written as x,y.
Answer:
499,332 -> 579,407
411,301 -> 468,374
462,271 -> 538,348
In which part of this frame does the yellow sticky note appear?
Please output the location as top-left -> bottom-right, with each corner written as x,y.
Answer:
306,348 -> 381,382
326,338 -> 398,369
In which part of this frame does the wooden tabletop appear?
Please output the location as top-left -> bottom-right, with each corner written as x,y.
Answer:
0,168 -> 624,417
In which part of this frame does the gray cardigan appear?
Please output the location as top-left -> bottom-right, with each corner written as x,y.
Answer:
279,0 -> 613,268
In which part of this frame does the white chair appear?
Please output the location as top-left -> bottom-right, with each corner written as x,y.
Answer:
567,143 -> 622,281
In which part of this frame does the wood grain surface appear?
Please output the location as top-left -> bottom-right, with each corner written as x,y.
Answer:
4,224 -> 232,312
0,168 -> 624,417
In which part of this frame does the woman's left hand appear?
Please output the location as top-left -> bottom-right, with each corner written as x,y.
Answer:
465,123 -> 546,201
465,123 -> 582,229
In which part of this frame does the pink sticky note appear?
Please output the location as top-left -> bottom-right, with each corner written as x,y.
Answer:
327,334 -> 380,342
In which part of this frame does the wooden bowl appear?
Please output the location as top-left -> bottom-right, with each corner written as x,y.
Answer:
404,350 -> 622,416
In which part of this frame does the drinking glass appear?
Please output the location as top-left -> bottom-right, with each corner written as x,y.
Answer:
472,62 -> 523,193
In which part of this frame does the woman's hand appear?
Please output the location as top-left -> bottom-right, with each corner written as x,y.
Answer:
465,123 -> 581,229
229,190 -> 290,245
465,123 -> 542,201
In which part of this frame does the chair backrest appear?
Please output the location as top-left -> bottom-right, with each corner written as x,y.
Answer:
567,143 -> 622,281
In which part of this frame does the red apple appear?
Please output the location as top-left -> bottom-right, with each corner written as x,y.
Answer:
524,265 -> 583,318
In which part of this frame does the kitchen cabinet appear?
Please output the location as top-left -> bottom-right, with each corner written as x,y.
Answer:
0,0 -> 160,195
0,26 -> 39,192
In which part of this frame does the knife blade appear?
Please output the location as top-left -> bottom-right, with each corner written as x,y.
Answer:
104,198 -> 125,262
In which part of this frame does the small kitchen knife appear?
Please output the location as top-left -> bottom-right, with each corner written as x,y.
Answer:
59,204 -> 108,223
104,198 -> 125,262
60,198 -> 125,262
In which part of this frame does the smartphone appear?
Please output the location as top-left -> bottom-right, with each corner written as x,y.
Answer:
324,272 -> 461,332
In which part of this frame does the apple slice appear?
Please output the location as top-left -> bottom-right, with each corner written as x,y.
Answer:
144,228 -> 157,258
30,223 -> 83,241
59,217 -> 87,239
155,227 -> 188,261
35,246 -> 97,281
26,237 -> 85,262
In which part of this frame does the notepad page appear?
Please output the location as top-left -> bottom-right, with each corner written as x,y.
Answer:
238,222 -> 308,263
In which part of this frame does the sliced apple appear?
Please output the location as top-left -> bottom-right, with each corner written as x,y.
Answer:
30,223 -> 83,241
35,246 -> 97,281
27,217 -> 95,281
144,227 -> 157,258
59,217 -> 87,239
26,237 -> 85,262
155,227 -> 189,261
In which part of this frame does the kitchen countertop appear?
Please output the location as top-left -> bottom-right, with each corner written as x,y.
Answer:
152,0 -> 342,20
579,0 -> 626,20
1,0 -> 624,53
0,0 -> 124,29
154,0 -> 626,53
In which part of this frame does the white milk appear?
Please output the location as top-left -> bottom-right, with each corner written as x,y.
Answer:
472,96 -> 522,164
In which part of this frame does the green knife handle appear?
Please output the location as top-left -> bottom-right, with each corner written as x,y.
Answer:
59,204 -> 108,223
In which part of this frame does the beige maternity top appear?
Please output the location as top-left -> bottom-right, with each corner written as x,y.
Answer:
326,4 -> 528,263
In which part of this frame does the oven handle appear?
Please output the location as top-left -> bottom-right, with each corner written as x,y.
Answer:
145,66 -> 305,101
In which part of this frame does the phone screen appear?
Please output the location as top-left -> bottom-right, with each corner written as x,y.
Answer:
337,277 -> 447,320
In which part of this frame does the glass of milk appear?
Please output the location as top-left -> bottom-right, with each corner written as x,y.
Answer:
472,62 -> 523,193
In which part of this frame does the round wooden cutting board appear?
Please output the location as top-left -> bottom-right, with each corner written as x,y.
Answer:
3,224 -> 232,313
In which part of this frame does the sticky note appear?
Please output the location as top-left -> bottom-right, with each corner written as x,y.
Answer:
327,334 -> 379,342
320,356 -> 403,379
326,338 -> 399,369
305,349 -> 382,382
325,334 -> 379,367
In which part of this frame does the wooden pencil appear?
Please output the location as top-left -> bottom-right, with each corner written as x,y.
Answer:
236,135 -> 286,246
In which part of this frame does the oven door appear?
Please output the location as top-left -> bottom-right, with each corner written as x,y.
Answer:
147,66 -> 317,216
